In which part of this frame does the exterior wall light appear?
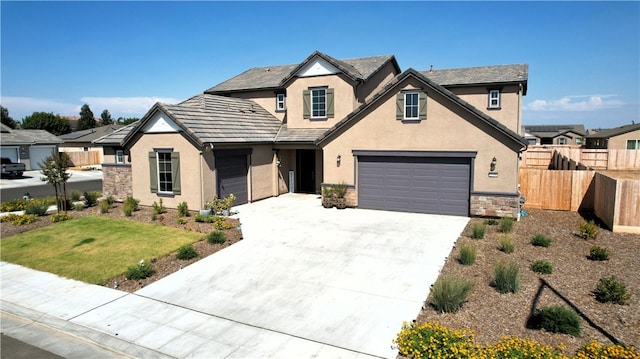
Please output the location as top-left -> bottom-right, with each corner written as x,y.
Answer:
337,155 -> 341,167
490,157 -> 497,172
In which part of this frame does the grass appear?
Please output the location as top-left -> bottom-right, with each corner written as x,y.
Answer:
0,215 -> 203,284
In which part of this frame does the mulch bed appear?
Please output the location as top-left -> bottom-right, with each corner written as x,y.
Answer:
413,209 -> 639,355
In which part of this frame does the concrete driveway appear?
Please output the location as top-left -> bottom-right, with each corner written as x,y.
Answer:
135,194 -> 468,358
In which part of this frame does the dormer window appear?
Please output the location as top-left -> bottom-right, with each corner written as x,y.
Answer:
303,87 -> 334,120
404,92 -> 419,120
488,90 -> 501,109
276,93 -> 286,112
311,88 -> 326,118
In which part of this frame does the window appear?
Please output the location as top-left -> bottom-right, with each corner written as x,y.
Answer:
116,150 -> 124,164
149,150 -> 181,195
576,137 -> 583,145
303,88 -> 334,119
627,139 -> 640,150
488,90 -> 501,109
404,92 -> 419,120
558,138 -> 567,145
311,88 -> 326,118
276,93 -> 286,111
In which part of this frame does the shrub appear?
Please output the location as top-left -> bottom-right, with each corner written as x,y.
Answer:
177,218 -> 188,225
100,200 -> 110,214
587,246 -> 610,261
471,223 -> 486,239
151,212 -> 158,221
484,218 -> 499,226
177,201 -> 189,217
579,219 -> 599,240
214,216 -> 234,230
70,190 -> 82,201
25,202 -> 48,216
105,195 -> 116,206
194,213 -> 214,223
74,202 -> 85,211
176,245 -> 198,260
83,191 -> 100,207
51,213 -> 73,223
207,230 -> 226,244
594,276 -> 631,304
531,305 -> 582,337
124,196 -> 139,211
0,213 -> 38,225
123,203 -> 134,217
498,235 -> 515,254
499,217 -> 515,233
125,260 -> 155,280
482,336 -> 565,358
394,321 -> 475,358
531,234 -> 552,247
575,340 -> 639,358
152,198 -> 167,214
0,198 -> 29,212
493,261 -> 520,293
531,260 -> 553,274
429,275 -> 474,313
458,242 -> 477,265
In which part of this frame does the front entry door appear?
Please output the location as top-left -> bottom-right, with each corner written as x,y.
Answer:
296,149 -> 315,193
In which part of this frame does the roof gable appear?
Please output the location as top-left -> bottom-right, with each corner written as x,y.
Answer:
587,123 -> 640,139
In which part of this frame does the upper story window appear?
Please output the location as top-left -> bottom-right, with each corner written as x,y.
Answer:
303,87 -> 334,120
627,139 -> 640,150
276,93 -> 286,112
488,89 -> 501,109
311,88 -> 326,118
396,90 -> 427,121
116,150 -> 124,164
404,92 -> 419,120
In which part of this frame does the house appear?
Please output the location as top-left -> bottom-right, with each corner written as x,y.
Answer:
98,51 -> 528,217
59,125 -> 123,166
0,123 -> 62,170
585,123 -> 640,149
522,124 -> 586,146
62,116 -> 101,131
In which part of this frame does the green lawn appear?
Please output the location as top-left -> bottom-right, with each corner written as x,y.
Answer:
0,216 -> 204,284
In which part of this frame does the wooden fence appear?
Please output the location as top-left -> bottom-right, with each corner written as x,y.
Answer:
519,168 -> 595,211
521,146 -> 640,170
64,151 -> 101,167
593,173 -> 640,234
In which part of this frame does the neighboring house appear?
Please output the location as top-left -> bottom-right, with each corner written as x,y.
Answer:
98,51 -> 528,217
93,123 -> 138,199
0,123 -> 62,170
63,116 -> 101,131
522,124 -> 586,146
585,123 -> 640,149
59,125 -> 123,165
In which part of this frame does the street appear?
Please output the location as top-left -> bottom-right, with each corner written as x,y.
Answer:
0,170 -> 103,202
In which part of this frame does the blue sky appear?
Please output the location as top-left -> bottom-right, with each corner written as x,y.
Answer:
1,1 -> 638,130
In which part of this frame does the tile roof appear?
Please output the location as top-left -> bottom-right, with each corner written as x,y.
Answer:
205,52 -> 397,93
1,128 -> 62,145
523,124 -> 586,137
275,125 -> 330,143
587,123 -> 640,139
420,64 -> 528,93
59,125 -> 123,143
93,123 -> 139,145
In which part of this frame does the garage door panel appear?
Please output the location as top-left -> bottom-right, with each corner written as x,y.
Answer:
29,146 -> 56,171
216,155 -> 248,205
358,156 -> 470,216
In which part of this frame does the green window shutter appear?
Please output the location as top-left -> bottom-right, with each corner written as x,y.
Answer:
148,151 -> 158,193
303,90 -> 310,119
171,152 -> 181,195
419,92 -> 427,121
396,92 -> 404,120
326,88 -> 334,118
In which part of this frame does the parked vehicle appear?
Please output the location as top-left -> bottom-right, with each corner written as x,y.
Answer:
1,157 -> 26,177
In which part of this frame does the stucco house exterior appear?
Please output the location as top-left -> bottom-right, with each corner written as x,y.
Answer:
522,124 -> 586,146
98,51 -> 528,217
585,123 -> 640,149
59,124 -> 123,165
1,123 -> 62,170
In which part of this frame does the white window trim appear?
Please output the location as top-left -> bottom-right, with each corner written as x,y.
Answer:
311,88 -> 327,119
276,93 -> 286,111
628,139 -> 640,150
488,90 -> 501,109
115,150 -> 124,164
404,92 -> 419,120
157,151 -> 173,194
558,138 -> 567,145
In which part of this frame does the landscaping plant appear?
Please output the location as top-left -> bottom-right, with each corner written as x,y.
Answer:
125,259 -> 155,280
428,275 -> 474,313
177,201 -> 189,217
83,191 -> 100,207
25,202 -> 48,216
531,260 -> 553,274
100,200 -> 110,214
493,261 -> 520,293
498,235 -> 515,253
484,218 -> 499,226
578,219 -> 599,240
74,202 -> 85,211
177,218 -> 188,225
532,305 -> 582,337
124,196 -> 139,211
587,246 -> 610,261
394,321 -> 475,358
152,198 -> 167,214
531,234 -> 552,247
594,276 -> 631,304
499,217 -> 515,233
575,340 -> 639,358
207,230 -> 226,244
471,222 -> 486,239
70,190 -> 82,201
0,213 -> 38,225
123,203 -> 134,217
176,245 -> 198,260
458,242 -> 477,265
51,213 -> 73,223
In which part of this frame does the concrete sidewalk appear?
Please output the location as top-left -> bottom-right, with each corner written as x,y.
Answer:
1,194 -> 469,358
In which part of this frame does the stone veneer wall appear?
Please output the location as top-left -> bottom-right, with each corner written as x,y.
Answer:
102,164 -> 133,200
470,193 -> 520,218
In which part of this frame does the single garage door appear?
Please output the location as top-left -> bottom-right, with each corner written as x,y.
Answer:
29,146 -> 56,170
1,147 -> 19,163
358,156 -> 471,216
216,155 -> 248,205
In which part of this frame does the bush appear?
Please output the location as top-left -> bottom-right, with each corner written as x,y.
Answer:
25,202 -> 49,216
499,217 -> 515,233
575,340 -> 639,358
177,201 -> 189,217
124,196 -> 139,211
0,198 -> 29,212
105,195 -> 116,206
498,235 -> 515,254
125,260 -> 155,280
194,213 -> 214,223
177,218 -> 188,225
531,234 -> 552,247
484,218 -> 499,226
176,245 -> 198,260
579,219 -> 599,240
587,246 -> 610,261
214,216 -> 234,230
394,322 -> 475,358
207,230 -> 226,244
0,213 -> 38,225
594,276 -> 631,304
429,275 -> 474,313
493,261 -> 520,293
531,305 -> 582,337
70,190 -> 82,201
152,198 -> 167,214
100,200 -> 110,214
151,212 -> 158,221
83,191 -> 100,207
458,242 -> 477,265
483,336 -> 565,358
123,203 -> 134,217
74,202 -> 85,211
530,260 -> 553,274
471,223 -> 486,239
51,213 -> 73,223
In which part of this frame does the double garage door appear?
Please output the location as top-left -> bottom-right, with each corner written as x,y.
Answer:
358,155 -> 471,216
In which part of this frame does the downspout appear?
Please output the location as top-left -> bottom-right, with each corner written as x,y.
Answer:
199,150 -> 204,210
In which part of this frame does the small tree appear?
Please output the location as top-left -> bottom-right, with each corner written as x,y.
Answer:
77,104 -> 96,131
100,109 -> 113,125
22,112 -> 72,135
1,105 -> 17,129
116,117 -> 140,125
39,152 -> 73,213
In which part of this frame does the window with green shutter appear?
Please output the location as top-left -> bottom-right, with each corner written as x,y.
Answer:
397,90 -> 427,121
304,87 -> 334,120
149,150 -> 181,195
